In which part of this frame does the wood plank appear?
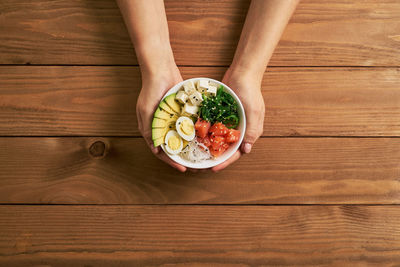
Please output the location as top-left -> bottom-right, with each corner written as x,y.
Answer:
1,0 -> 399,66
0,66 -> 139,136
1,205 -> 400,265
1,66 -> 399,136
0,137 -> 399,204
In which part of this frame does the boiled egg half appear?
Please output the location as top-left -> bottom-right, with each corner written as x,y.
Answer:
176,116 -> 195,141
164,130 -> 183,155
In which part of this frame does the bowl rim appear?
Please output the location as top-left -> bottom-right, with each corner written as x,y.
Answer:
159,77 -> 246,169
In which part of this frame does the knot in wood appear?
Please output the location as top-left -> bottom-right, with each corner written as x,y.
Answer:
89,140 -> 106,158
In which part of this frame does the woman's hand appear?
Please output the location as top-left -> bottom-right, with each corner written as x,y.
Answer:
224,68 -> 265,154
211,0 -> 298,171
137,65 -> 187,172
212,67 -> 265,172
117,0 -> 188,171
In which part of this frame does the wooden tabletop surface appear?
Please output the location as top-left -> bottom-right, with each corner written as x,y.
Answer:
1,0 -> 400,265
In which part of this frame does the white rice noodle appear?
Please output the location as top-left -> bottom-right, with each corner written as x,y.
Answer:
180,139 -> 211,163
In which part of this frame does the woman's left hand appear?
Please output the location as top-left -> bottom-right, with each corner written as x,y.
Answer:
212,67 -> 265,172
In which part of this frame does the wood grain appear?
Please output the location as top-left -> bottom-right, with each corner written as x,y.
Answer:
2,1 -> 399,265
1,205 -> 400,266
1,0 -> 400,66
0,137 -> 399,204
0,66 -> 399,136
0,66 -> 139,136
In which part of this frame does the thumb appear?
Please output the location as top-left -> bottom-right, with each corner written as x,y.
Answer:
241,111 -> 264,154
149,142 -> 160,155
144,134 -> 160,155
241,128 -> 260,154
141,124 -> 161,155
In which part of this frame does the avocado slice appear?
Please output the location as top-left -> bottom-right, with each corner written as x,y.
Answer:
153,136 -> 164,147
152,117 -> 167,128
152,114 -> 178,127
151,120 -> 176,146
164,93 -> 181,114
154,108 -> 175,120
159,102 -> 176,115
151,93 -> 183,146
152,127 -> 168,140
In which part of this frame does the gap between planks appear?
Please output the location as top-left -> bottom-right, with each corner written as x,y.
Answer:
1,203 -> 400,206
0,136 -> 398,138
1,64 -> 400,68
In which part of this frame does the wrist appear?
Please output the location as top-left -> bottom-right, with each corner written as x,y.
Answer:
135,38 -> 177,74
140,59 -> 182,89
229,58 -> 266,83
226,63 -> 264,85
140,54 -> 177,78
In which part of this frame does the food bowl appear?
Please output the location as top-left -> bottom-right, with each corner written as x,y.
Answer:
156,78 -> 246,169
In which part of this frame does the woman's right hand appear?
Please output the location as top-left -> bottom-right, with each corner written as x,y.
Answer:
137,65 -> 187,172
116,0 -> 187,171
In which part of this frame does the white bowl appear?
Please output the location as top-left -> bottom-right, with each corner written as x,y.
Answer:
160,78 -> 246,169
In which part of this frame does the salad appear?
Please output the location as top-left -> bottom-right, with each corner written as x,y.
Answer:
152,79 -> 241,163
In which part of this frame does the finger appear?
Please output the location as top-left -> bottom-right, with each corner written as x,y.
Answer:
241,111 -> 264,154
155,151 -> 187,172
136,106 -> 143,133
149,143 -> 160,154
140,116 -> 181,170
137,118 -> 143,135
211,150 -> 241,172
241,141 -> 253,154
240,128 -> 260,154
140,128 -> 160,155
137,105 -> 159,153
140,119 -> 160,154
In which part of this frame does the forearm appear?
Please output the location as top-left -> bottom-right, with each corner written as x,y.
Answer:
116,0 -> 176,75
231,0 -> 299,79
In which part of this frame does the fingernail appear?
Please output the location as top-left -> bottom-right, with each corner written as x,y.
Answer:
243,143 -> 252,154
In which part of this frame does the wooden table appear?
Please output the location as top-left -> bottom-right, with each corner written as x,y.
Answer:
1,0 -> 400,265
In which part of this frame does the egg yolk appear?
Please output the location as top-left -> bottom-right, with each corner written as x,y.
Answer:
180,120 -> 194,136
168,135 -> 180,150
